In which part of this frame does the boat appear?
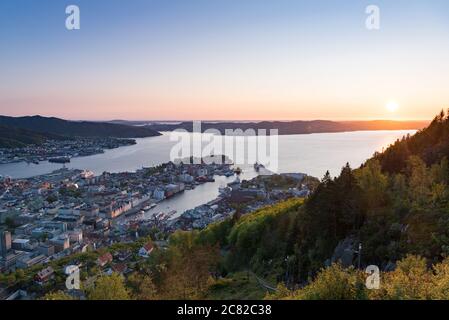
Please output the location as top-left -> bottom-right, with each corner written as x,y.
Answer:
124,211 -> 135,217
143,203 -> 157,211
27,158 -> 40,165
154,212 -> 165,220
154,210 -> 177,221
49,156 -> 71,164
167,210 -> 177,218
125,210 -> 145,218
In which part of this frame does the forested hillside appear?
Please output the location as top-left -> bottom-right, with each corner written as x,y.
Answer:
0,125 -> 66,148
375,110 -> 449,173
169,109 -> 449,298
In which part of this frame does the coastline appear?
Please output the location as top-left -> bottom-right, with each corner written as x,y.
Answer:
0,137 -> 138,166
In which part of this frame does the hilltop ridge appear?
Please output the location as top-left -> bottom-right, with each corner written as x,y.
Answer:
0,115 -> 161,148
142,119 -> 428,135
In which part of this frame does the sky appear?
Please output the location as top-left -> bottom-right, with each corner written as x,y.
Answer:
0,0 -> 448,121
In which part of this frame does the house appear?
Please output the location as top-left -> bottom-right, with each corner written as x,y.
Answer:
49,235 -> 70,253
97,252 -> 113,267
104,201 -> 132,219
16,254 -> 46,269
35,266 -> 55,285
138,242 -> 154,258
112,263 -> 128,275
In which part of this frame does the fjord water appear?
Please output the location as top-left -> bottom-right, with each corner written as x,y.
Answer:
0,130 -> 415,179
0,130 -> 414,216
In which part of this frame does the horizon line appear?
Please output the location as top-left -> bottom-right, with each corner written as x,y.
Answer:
0,114 -> 433,123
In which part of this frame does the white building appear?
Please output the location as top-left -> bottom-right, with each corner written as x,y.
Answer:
68,230 -> 83,243
152,189 -> 166,201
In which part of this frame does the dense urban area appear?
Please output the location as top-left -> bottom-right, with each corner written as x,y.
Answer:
0,154 -> 313,300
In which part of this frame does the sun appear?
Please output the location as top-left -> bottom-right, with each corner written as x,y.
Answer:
386,101 -> 399,113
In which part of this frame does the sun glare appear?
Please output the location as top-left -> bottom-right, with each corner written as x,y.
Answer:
386,101 -> 399,113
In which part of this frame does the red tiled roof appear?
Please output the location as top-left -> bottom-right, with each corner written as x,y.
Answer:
97,252 -> 113,265
36,266 -> 54,279
143,242 -> 153,252
112,263 -> 127,273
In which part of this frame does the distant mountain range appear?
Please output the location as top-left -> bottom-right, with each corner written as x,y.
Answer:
0,115 -> 161,148
0,115 -> 429,149
140,119 -> 429,135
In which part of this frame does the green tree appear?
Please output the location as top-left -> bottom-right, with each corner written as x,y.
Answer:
430,258 -> 449,299
127,273 -> 159,300
407,156 -> 431,205
268,263 -> 366,300
88,273 -> 130,300
160,244 -> 219,299
355,159 -> 388,209
41,291 -> 75,300
370,255 -> 432,300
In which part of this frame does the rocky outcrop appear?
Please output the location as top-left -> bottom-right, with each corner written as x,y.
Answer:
330,237 -> 356,268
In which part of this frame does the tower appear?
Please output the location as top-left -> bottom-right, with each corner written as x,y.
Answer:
0,231 -> 12,258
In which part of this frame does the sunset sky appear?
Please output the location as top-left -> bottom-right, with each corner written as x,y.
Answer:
0,0 -> 448,121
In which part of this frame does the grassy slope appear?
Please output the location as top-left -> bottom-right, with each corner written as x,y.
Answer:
207,272 -> 267,300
